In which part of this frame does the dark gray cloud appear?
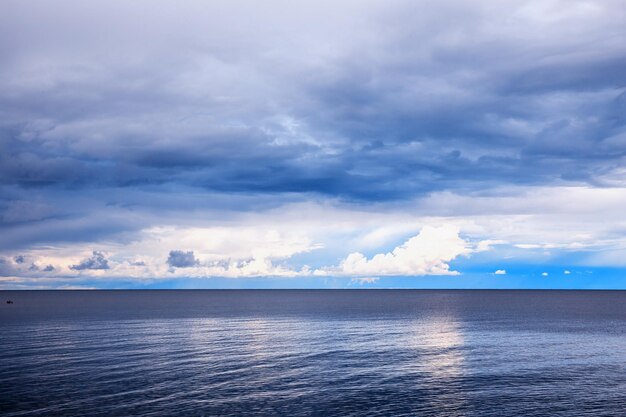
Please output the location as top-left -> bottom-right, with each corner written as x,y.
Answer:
14,255 -> 25,264
0,0 -> 625,251
167,250 -> 198,268
43,264 -> 55,272
70,251 -> 110,270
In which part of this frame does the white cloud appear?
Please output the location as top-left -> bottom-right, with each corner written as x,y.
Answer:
2,225 -> 321,280
350,277 -> 379,285
475,240 -> 508,252
6,184 -> 626,285
542,272 -> 549,276
494,269 -> 507,275
119,226 -> 320,278
564,270 -> 571,274
317,225 -> 471,276
417,186 -> 626,266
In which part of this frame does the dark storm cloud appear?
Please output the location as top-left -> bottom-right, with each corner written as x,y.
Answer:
167,250 -> 198,268
70,251 -> 110,270
0,205 -> 144,251
0,0 -> 625,249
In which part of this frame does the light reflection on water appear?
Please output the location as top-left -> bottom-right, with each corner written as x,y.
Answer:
1,290 -> 626,416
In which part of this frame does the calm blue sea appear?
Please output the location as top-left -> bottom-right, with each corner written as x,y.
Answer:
1,290 -> 625,416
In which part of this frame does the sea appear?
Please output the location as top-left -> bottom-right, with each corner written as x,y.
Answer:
1,290 -> 625,416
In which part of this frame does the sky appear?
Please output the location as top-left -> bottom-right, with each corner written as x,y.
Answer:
1,0 -> 626,289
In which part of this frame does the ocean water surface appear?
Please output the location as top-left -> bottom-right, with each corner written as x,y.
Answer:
1,290 -> 625,416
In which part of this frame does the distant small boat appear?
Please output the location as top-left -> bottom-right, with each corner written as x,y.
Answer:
6,300 -> 13,304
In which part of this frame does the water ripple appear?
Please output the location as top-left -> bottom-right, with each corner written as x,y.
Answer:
1,290 -> 626,416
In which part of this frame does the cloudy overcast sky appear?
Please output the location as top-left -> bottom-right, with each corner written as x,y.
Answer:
1,0 -> 626,289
